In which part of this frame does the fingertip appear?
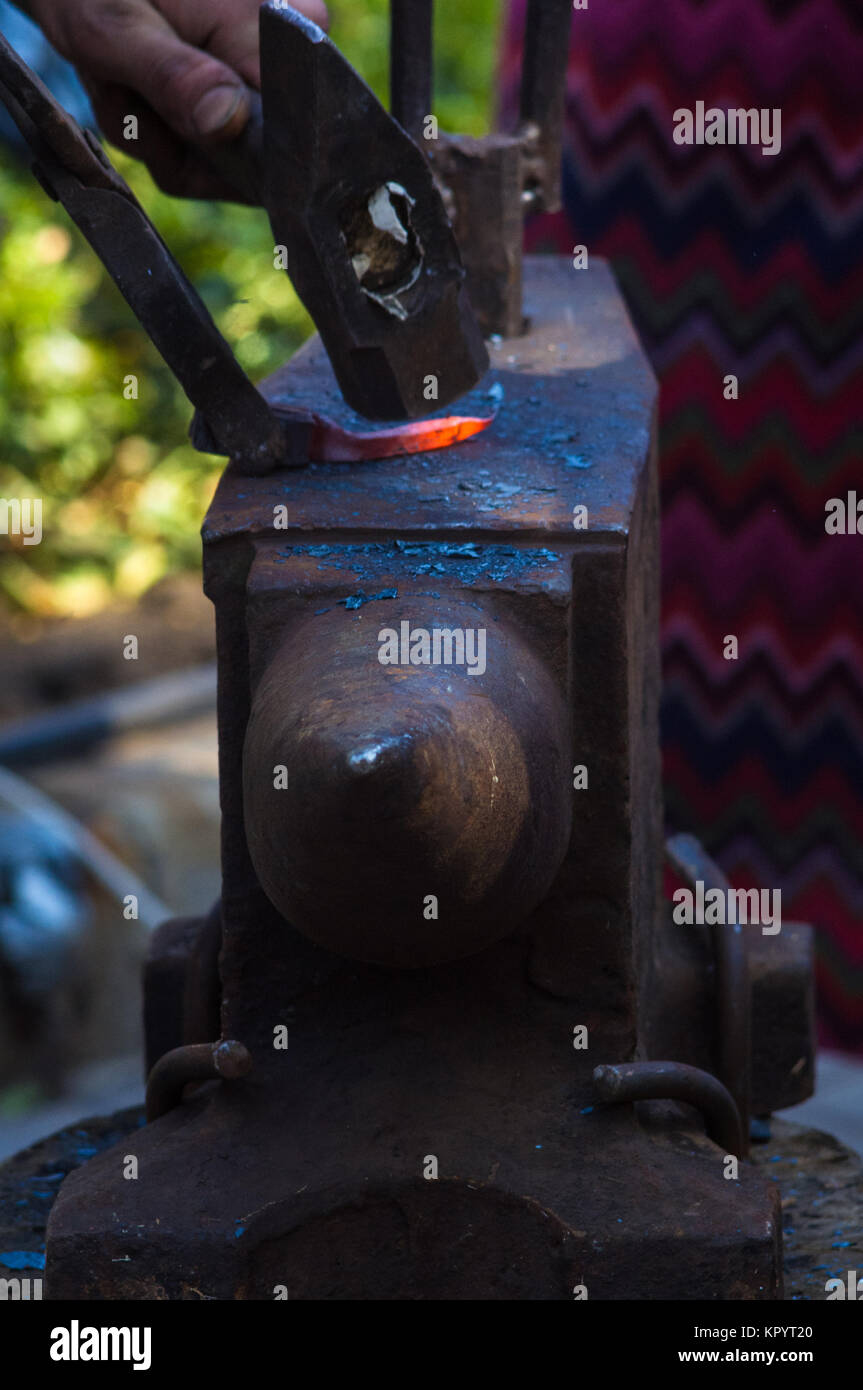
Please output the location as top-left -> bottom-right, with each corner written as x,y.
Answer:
192,83 -> 248,139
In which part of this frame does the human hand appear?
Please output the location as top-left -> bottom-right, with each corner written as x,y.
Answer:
23,0 -> 329,198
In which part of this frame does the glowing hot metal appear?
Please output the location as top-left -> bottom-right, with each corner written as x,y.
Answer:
303,409 -> 497,463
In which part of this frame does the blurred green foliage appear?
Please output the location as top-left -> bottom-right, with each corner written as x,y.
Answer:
0,0 -> 499,618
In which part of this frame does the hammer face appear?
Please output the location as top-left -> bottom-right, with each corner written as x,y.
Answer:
261,4 -> 488,420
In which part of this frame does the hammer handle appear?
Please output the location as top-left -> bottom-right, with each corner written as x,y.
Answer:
198,90 -> 267,205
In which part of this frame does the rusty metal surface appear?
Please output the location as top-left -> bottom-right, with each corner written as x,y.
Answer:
143,903 -> 224,1075
8,1111 -> 853,1300
44,252 -> 788,1302
750,923 -> 816,1114
644,901 -> 816,1120
203,257 -> 655,544
433,132 -> 525,337
46,1065 -> 782,1298
145,1040 -> 251,1123
661,834 -> 815,1130
242,600 -> 571,968
41,255 -> 799,1302
666,832 -> 752,1156
143,917 -> 202,1080
421,0 -> 572,332
594,1061 -> 745,1157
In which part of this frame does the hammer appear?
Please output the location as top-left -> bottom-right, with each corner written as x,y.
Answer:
196,3 -> 488,421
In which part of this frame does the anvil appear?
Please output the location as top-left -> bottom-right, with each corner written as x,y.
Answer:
3,2 -> 815,1299
48,253 -> 813,1300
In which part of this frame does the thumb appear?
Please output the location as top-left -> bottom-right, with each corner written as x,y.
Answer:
60,4 -> 252,141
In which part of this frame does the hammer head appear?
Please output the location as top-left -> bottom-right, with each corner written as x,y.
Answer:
260,5 -> 488,421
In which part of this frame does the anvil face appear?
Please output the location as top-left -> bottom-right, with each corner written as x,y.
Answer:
45,260 -> 783,1300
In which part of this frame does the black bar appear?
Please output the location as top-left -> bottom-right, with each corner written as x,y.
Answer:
390,0 -> 433,141
5,1299 -> 853,1368
519,0 -> 573,213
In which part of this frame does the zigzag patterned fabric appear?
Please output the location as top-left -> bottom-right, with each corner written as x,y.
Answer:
503,0 -> 863,1049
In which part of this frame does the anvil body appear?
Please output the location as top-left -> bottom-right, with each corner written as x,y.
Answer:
45,259 -> 792,1300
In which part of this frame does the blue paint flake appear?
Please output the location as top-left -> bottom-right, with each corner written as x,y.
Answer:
0,1251 -> 45,1270
338,588 -> 398,610
280,541 -> 561,587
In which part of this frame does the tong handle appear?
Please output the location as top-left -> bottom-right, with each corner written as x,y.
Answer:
0,27 -> 293,473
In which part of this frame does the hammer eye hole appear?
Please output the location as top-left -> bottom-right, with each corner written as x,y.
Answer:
342,182 -> 424,318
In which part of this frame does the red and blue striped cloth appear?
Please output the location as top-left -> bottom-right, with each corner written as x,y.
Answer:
503,0 -> 863,1049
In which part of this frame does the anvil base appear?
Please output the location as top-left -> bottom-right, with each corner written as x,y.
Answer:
46,1091 -> 780,1300
47,932 -> 781,1300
